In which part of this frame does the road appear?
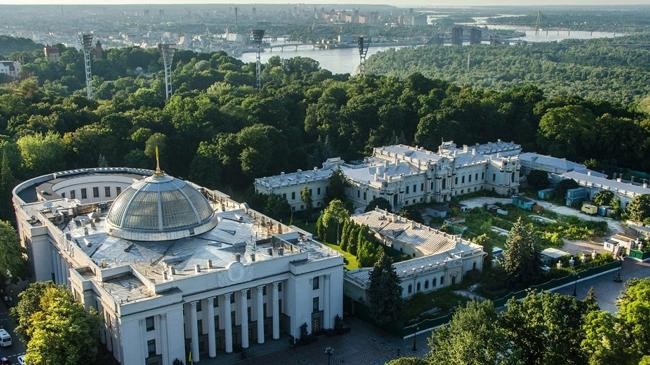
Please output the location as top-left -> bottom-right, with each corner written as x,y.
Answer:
554,258 -> 650,312
0,298 -> 25,363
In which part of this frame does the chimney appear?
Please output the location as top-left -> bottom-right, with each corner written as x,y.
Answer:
194,264 -> 201,274
616,177 -> 622,183
235,253 -> 241,262
163,270 -> 169,281
267,247 -> 273,256
168,266 -> 175,278
250,254 -> 256,262
207,259 -> 213,269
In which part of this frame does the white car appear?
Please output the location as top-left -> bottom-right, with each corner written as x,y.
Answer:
17,355 -> 26,365
0,329 -> 12,347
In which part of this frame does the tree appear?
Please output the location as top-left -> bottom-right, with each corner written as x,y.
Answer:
583,287 -> 599,312
626,194 -> 650,223
398,206 -> 423,224
502,217 -> 542,286
326,169 -> 347,203
365,197 -> 391,212
16,132 -> 66,176
367,253 -> 402,325
526,170 -> 549,190
616,278 -> 650,357
581,310 -> 632,365
0,148 -> 16,219
386,358 -> 427,365
0,220 -> 25,281
500,291 -> 589,365
24,285 -> 100,365
428,300 -> 508,365
300,186 -> 313,217
592,190 -> 615,207
11,282 -> 54,342
317,199 -> 349,243
263,195 -> 291,222
554,178 -> 580,201
473,234 -> 493,270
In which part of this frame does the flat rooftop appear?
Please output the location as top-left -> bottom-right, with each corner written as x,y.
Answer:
255,167 -> 333,189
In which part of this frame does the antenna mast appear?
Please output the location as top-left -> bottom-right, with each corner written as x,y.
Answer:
251,29 -> 265,90
79,33 -> 94,99
358,36 -> 370,75
158,43 -> 175,101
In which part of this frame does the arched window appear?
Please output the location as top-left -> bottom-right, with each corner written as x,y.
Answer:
424,280 -> 429,289
416,282 -> 421,292
407,284 -> 412,294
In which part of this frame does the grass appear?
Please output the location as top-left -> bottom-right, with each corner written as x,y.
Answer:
325,243 -> 360,270
403,287 -> 470,321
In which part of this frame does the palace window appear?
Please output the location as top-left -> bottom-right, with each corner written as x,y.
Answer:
93,187 -> 99,198
147,339 -> 156,357
312,297 -> 320,313
81,188 -> 87,199
313,277 -> 320,290
146,316 -> 155,331
104,186 -> 111,197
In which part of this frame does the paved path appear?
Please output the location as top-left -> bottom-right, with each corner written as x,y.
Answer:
200,318 -> 429,365
554,258 -> 650,312
0,298 -> 25,362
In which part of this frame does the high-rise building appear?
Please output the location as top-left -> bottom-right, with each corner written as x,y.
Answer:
451,26 -> 464,46
469,28 -> 482,45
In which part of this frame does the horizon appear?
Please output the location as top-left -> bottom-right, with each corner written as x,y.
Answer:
2,1 -> 650,7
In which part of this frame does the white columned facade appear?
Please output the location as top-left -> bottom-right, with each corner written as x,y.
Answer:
207,297 -> 216,358
189,301 -> 200,363
223,293 -> 233,353
240,290 -> 249,348
256,286 -> 265,344
271,282 -> 280,340
324,275 -> 331,328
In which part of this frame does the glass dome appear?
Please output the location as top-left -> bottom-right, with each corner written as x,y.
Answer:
106,173 -> 217,241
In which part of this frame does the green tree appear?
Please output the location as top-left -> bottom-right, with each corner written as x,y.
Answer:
24,285 -> 100,365
428,300 -> 508,365
526,170 -> 549,190
385,357 -> 427,365
626,194 -> 650,223
367,253 -> 402,325
317,199 -> 349,243
592,190 -> 615,206
300,186 -> 313,217
16,132 -> 66,176
326,169 -> 348,203
0,220 -> 25,281
263,195 -> 291,221
502,217 -> 542,286
583,287 -> 599,312
581,310 -> 632,365
473,234 -> 493,270
500,291 -> 588,365
617,278 -> 650,357
0,148 -> 16,219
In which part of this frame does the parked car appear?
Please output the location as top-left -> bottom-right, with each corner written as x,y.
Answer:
0,329 -> 12,347
17,355 -> 26,365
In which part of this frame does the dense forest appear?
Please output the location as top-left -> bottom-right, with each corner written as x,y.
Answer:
0,38 -> 649,222
366,34 -> 650,105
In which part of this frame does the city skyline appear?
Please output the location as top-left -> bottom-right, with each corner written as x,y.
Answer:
1,0 -> 650,6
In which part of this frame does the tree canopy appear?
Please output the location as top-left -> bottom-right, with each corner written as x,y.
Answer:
367,252 -> 402,325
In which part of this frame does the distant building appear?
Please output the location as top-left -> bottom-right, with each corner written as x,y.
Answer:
344,209 -> 485,301
92,40 -> 104,60
451,26 -> 463,46
0,61 -> 21,79
255,140 -> 521,212
519,152 -> 605,177
469,28 -> 482,45
43,45 -> 61,62
561,171 -> 650,209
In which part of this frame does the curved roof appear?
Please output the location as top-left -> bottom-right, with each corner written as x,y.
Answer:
107,173 -> 217,241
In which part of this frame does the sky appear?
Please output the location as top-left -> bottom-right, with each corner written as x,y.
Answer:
1,0 -> 649,6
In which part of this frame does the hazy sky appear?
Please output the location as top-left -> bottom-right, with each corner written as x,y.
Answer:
1,0 -> 649,6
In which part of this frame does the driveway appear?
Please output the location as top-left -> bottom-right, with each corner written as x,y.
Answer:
0,299 -> 25,363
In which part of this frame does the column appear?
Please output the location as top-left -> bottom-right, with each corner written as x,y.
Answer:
240,290 -> 249,349
61,257 -> 68,286
324,275 -> 331,329
189,301 -> 200,363
271,282 -> 280,340
223,293 -> 233,353
166,308 -> 186,364
56,253 -> 63,285
207,297 -> 216,358
50,248 -> 58,283
256,286 -> 265,344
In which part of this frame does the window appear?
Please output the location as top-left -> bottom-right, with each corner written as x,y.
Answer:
416,282 -> 421,292
432,277 -> 437,287
511,173 -> 515,183
61,192 -> 65,198
196,301 -> 202,312
492,174 -> 496,182
312,297 -> 320,312
455,177 -> 458,185
475,173 -> 478,181
247,290 -> 251,300
440,276 -> 445,285
461,176 -> 465,184
363,192 -> 366,201
473,262 -> 477,270
468,175 -> 472,183
104,186 -> 111,197
282,193 -> 286,199
413,184 -> 416,193
420,183 -> 424,191
481,172 -> 484,180
407,284 -> 412,294
263,286 -> 267,296
213,298 -> 218,308
406,186 -> 410,194
313,277 -> 320,290
116,186 -> 122,195
278,282 -> 282,292
70,190 -> 76,199
92,187 -> 99,198
357,190 -> 360,198
431,181 -> 434,189
81,188 -> 87,199
146,316 -> 155,331
442,179 -> 446,189
291,192 -> 295,200
147,339 -> 156,357
230,294 -> 235,303
317,187 -> 321,195
424,280 -> 429,289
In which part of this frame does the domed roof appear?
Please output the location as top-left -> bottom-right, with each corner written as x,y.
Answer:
107,173 -> 217,241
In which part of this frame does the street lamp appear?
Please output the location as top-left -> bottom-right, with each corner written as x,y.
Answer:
324,347 -> 334,365
412,325 -> 419,351
569,256 -> 577,296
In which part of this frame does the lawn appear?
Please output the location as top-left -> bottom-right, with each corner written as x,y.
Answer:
403,287 -> 470,321
325,243 -> 360,270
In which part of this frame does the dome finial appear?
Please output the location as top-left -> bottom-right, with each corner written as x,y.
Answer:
155,145 -> 163,176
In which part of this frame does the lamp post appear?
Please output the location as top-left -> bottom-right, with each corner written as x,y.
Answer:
569,256 -> 577,296
412,325 -> 419,351
324,347 -> 334,365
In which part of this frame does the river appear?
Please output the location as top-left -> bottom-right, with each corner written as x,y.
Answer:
239,17 -> 621,75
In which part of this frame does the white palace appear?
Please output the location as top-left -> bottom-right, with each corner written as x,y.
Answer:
255,140 -> 522,212
12,166 -> 343,365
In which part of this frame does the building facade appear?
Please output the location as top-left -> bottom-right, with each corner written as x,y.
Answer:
13,167 -> 343,365
0,60 -> 21,79
344,209 -> 485,302
255,141 -> 521,212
